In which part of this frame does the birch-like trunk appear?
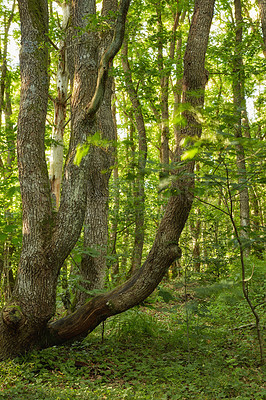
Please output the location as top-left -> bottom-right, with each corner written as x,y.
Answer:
49,2 -> 70,209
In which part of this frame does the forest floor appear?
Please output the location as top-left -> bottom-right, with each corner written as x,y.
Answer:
0,274 -> 265,400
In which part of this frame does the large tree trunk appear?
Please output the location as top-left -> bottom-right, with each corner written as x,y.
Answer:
0,0 -> 214,360
48,0 -> 214,344
0,0 -> 55,358
0,0 -> 130,360
76,0 -> 117,304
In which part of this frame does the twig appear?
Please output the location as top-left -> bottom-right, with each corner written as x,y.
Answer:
232,323 -> 265,330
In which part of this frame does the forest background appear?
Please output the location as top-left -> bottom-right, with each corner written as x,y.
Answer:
0,0 -> 265,398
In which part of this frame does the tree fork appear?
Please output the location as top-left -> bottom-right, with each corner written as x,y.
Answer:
0,0 -> 215,360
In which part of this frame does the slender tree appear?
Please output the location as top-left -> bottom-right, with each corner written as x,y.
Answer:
49,1 -> 70,209
121,38 -> 147,274
232,0 -> 250,246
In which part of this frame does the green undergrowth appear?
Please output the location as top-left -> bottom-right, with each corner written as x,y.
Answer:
0,268 -> 265,400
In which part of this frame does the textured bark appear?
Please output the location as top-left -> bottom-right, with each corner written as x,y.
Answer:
233,0 -> 250,243
0,0 -> 130,360
15,0 -> 54,319
46,0 -> 215,349
49,1 -> 70,209
0,0 -> 214,360
0,0 -> 55,360
121,39 -> 147,274
258,0 -> 266,56
76,0 -> 117,304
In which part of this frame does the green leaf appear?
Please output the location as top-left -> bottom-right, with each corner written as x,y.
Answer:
181,147 -> 199,161
74,132 -> 112,166
74,143 -> 90,166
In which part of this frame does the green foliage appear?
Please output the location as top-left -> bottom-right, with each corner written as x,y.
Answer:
74,133 -> 112,166
0,275 -> 265,399
0,0 -> 265,389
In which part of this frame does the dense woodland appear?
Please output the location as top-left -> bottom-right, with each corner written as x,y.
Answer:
0,0 -> 265,398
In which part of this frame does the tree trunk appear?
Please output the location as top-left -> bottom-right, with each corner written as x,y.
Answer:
49,1 -> 70,209
0,0 -> 214,360
156,2 -> 170,182
0,0 -> 130,360
172,10 -> 187,154
76,0 -> 117,304
190,211 -> 201,272
232,0 -> 250,246
109,96 -> 120,279
47,0 -> 214,344
258,0 -> 266,56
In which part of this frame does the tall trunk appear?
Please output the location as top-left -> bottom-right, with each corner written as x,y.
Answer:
76,0 -> 117,304
232,0 -> 250,245
173,10 -> 186,153
258,0 -> 266,56
45,0 -> 215,347
1,0 -> 56,357
109,96 -> 120,279
0,0 -> 130,360
121,39 -> 147,274
156,3 -> 185,192
49,1 -> 70,209
0,0 -> 214,360
156,3 -> 170,181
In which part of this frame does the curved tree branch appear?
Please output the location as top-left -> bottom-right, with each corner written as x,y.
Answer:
42,0 -> 216,349
0,0 -> 215,361
85,0 -> 131,118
